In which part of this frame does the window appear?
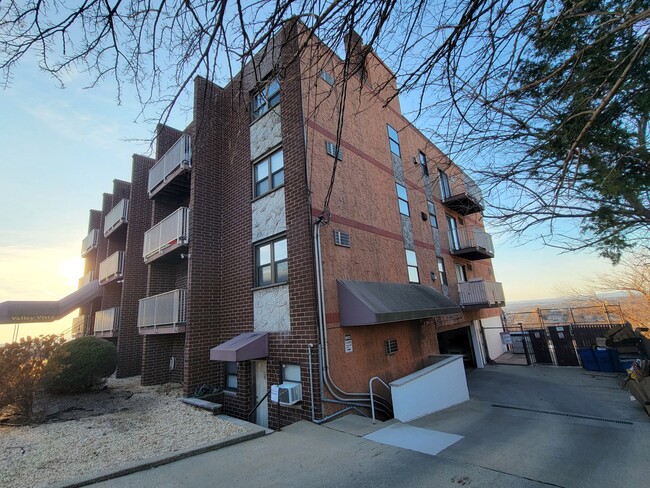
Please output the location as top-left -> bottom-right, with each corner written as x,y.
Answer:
437,257 -> 448,286
455,263 -> 468,283
387,125 -> 401,157
396,183 -> 410,216
439,170 -> 451,199
326,141 -> 343,160
405,249 -> 419,283
419,151 -> 429,177
255,237 -> 288,286
252,78 -> 280,120
254,150 -> 284,197
225,362 -> 238,391
385,339 -> 398,355
282,364 -> 301,384
447,214 -> 460,250
320,70 -> 335,86
427,201 -> 438,229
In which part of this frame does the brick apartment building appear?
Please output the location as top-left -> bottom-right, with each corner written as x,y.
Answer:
74,24 -> 505,429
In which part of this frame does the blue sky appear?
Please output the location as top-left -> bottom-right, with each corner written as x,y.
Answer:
0,59 -> 617,344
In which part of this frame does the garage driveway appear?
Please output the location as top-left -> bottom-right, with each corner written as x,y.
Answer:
89,365 -> 650,488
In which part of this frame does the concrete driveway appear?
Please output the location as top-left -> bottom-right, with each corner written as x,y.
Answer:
88,365 -> 650,488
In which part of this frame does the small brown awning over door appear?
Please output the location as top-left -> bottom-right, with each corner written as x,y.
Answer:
209,332 -> 269,362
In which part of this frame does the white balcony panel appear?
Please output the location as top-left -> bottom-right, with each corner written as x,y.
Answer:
143,207 -> 190,263
148,134 -> 192,196
94,307 -> 120,334
138,289 -> 187,332
104,199 -> 129,237
459,280 -> 505,307
99,251 -> 125,284
449,227 -> 495,256
81,229 -> 99,257
78,271 -> 95,288
72,315 -> 86,338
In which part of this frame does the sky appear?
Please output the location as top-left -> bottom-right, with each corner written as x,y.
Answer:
0,58 -> 618,345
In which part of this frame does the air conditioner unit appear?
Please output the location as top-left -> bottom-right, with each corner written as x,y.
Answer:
278,382 -> 302,405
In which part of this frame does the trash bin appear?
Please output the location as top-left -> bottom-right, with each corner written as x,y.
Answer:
594,348 -> 617,372
578,348 -> 599,371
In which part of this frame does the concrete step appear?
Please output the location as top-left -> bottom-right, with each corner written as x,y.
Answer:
181,397 -> 223,414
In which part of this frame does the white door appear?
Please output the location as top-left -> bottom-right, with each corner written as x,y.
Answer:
253,360 -> 268,428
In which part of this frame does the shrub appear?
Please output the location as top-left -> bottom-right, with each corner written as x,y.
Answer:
0,335 -> 65,420
42,336 -> 117,393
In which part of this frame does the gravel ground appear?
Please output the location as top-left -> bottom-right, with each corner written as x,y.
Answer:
0,377 -> 249,487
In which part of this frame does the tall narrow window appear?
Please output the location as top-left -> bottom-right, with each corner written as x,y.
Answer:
253,150 -> 284,198
255,237 -> 288,286
419,151 -> 429,177
387,125 -> 401,157
427,201 -> 438,229
225,362 -> 238,391
439,170 -> 451,199
455,263 -> 468,283
437,257 -> 448,286
252,78 -> 280,120
405,250 -> 419,283
447,214 -> 460,250
396,183 -> 410,216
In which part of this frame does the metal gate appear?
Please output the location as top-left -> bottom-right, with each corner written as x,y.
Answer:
573,325 -> 613,348
527,329 -> 553,364
547,326 -> 580,366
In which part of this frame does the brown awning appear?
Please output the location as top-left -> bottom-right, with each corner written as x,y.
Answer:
337,280 -> 461,327
209,332 -> 269,362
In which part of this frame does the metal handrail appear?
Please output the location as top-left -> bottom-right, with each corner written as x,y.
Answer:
369,376 -> 391,424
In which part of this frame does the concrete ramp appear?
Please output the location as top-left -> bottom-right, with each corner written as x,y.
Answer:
0,281 -> 102,324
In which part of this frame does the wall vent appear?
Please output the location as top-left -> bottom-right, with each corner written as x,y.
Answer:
385,338 -> 398,355
326,142 -> 343,160
334,230 -> 351,247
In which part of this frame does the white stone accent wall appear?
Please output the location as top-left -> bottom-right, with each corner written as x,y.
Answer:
252,188 -> 286,242
250,107 -> 282,161
253,285 -> 290,332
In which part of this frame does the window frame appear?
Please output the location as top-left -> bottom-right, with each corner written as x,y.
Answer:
446,214 -> 460,250
224,362 -> 238,392
455,263 -> 468,283
254,235 -> 289,287
281,363 -> 301,385
396,183 -> 410,216
427,201 -> 438,229
419,151 -> 429,177
405,249 -> 420,284
251,78 -> 281,121
387,124 -> 401,157
439,170 -> 452,200
253,149 -> 284,198
437,257 -> 448,286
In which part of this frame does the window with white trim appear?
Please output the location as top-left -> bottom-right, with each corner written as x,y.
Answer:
439,170 -> 451,199
405,249 -> 419,283
437,257 -> 448,286
419,151 -> 429,177
252,78 -> 280,120
455,263 -> 468,283
255,237 -> 288,287
254,150 -> 284,198
225,362 -> 238,391
282,364 -> 301,385
396,183 -> 410,216
387,124 -> 401,157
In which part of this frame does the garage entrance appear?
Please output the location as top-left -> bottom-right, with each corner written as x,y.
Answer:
437,327 -> 476,368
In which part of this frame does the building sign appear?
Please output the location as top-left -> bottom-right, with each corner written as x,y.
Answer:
10,315 -> 56,323
500,332 -> 512,345
344,334 -> 353,353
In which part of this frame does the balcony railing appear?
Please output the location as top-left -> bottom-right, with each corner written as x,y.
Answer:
104,199 -> 129,237
78,270 -> 95,288
143,207 -> 190,264
138,289 -> 187,334
458,280 -> 505,308
94,307 -> 120,336
72,315 -> 87,338
99,251 -> 125,284
148,134 -> 192,198
81,229 -> 99,257
448,226 -> 495,260
443,173 -> 484,215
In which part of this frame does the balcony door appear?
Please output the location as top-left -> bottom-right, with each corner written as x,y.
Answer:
447,215 -> 460,250
455,263 -> 468,283
439,170 -> 452,200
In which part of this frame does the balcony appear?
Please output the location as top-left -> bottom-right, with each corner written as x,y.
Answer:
78,270 -> 95,288
81,229 -> 99,257
104,199 -> 129,238
442,173 -> 484,215
143,207 -> 190,264
94,307 -> 120,337
458,280 -> 505,309
99,251 -> 125,285
138,289 -> 187,335
148,134 -> 192,199
448,227 -> 495,260
72,315 -> 87,338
